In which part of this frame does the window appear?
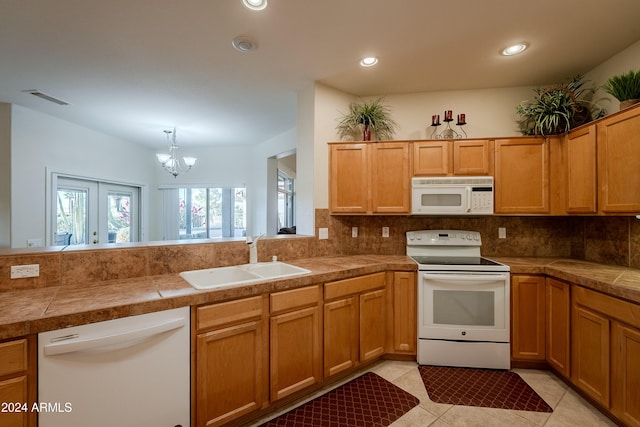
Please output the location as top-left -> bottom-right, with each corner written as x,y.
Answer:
178,187 -> 246,239
277,170 -> 295,230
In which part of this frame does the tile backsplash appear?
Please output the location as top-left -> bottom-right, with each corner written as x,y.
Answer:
1,210 -> 638,291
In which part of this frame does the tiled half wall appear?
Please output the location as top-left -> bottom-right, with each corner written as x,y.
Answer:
1,210 -> 638,291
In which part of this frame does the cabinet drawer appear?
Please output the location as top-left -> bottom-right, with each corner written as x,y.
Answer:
0,339 -> 27,377
324,272 -> 386,300
197,296 -> 263,331
270,285 -> 320,314
573,286 -> 640,329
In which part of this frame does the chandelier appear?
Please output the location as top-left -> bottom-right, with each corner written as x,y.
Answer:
156,128 -> 197,178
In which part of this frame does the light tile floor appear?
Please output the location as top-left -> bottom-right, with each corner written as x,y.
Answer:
252,360 -> 618,427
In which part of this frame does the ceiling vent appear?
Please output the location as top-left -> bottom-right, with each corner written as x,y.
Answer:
21,90 -> 70,106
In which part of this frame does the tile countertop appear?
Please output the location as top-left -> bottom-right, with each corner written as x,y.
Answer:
2,255 -> 640,341
0,255 -> 415,341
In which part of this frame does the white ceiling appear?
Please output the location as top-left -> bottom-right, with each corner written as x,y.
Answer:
1,0 -> 640,149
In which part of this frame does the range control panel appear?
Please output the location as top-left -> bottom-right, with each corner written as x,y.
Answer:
406,230 -> 481,246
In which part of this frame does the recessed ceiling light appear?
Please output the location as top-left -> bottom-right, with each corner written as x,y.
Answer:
501,43 -> 528,56
360,57 -> 378,67
242,0 -> 267,10
232,36 -> 257,52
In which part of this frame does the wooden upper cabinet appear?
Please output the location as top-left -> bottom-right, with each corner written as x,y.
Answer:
597,106 -> 640,214
329,142 -> 410,215
494,138 -> 550,214
453,139 -> 493,175
413,141 -> 450,175
412,139 -> 492,176
565,125 -> 597,214
370,142 -> 410,213
329,143 -> 369,213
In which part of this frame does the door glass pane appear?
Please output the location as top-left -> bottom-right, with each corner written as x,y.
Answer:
433,290 -> 495,326
56,188 -> 88,245
107,192 -> 131,243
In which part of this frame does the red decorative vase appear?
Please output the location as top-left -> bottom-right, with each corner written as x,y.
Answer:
363,125 -> 371,141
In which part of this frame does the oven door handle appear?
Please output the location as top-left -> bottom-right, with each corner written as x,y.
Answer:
423,273 -> 508,282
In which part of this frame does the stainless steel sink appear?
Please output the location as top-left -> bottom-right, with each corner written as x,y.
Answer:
180,262 -> 311,290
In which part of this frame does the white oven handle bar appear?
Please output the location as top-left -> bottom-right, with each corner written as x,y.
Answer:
43,317 -> 186,356
422,273 -> 508,282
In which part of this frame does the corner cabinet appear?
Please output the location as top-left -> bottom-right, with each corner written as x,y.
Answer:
597,106 -> 640,214
329,142 -> 410,215
565,125 -> 597,214
195,296 -> 268,427
545,278 -> 571,377
572,285 -> 640,426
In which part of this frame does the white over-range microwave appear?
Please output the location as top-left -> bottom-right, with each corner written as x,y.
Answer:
411,176 -> 494,215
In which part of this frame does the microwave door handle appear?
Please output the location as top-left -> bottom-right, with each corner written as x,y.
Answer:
465,186 -> 472,212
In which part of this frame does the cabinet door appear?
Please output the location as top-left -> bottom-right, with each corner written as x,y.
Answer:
572,304 -> 610,407
270,306 -> 321,402
391,271 -> 416,354
597,107 -> 640,213
371,142 -> 411,213
413,141 -> 450,175
565,125 -> 597,214
324,297 -> 358,378
360,289 -> 386,362
511,275 -> 546,360
196,321 -> 265,427
611,322 -> 640,427
329,143 -> 369,213
0,337 -> 34,427
494,138 -> 549,214
0,376 -> 28,427
546,278 -> 571,377
453,139 -> 492,175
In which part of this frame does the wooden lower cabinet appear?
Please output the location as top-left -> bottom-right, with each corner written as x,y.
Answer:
0,337 -> 36,427
360,289 -> 386,361
270,286 -> 322,402
323,272 -> 386,379
195,296 -> 268,427
323,296 -> 359,377
611,322 -> 640,426
545,278 -> 570,377
571,303 -> 610,407
390,271 -> 416,354
511,275 -> 546,361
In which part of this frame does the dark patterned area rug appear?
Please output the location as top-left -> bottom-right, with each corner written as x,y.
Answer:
418,365 -> 553,412
260,372 -> 419,427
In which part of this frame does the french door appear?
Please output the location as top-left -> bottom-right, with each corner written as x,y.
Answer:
54,177 -> 140,245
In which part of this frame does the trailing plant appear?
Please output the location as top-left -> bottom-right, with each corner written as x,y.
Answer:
336,98 -> 398,141
602,69 -> 640,101
516,75 -> 605,136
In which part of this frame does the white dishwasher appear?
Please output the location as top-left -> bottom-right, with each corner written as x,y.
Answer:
38,306 -> 190,427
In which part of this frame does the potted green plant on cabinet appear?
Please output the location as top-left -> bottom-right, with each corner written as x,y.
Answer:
336,98 -> 398,141
602,69 -> 640,110
516,75 -> 605,136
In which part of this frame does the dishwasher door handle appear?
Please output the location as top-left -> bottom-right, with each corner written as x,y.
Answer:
43,317 -> 186,356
